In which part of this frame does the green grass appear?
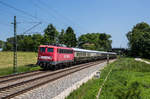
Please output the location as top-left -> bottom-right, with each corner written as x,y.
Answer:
100,58 -> 150,99
66,60 -> 113,99
0,51 -> 41,76
0,51 -> 37,68
66,58 -> 150,99
0,65 -> 41,76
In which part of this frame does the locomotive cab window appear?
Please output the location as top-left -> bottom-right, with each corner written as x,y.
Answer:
40,47 -> 45,52
47,48 -> 54,52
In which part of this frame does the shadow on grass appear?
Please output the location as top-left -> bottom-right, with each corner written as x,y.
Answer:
25,64 -> 38,67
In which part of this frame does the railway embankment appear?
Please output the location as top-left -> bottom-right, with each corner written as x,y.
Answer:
13,60 -> 115,99
66,58 -> 150,99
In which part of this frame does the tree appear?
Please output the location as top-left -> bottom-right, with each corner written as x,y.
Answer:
32,34 -> 43,51
58,29 -> 65,44
99,33 -> 112,51
126,22 -> 150,58
63,27 -> 77,47
3,37 -> 14,51
78,33 -> 112,51
4,34 -> 44,52
43,24 -> 59,45
0,40 -> 4,48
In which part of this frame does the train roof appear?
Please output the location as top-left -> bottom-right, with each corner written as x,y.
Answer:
72,48 -> 107,54
72,48 -> 116,54
39,45 -> 73,50
107,52 -> 117,55
39,45 -> 116,54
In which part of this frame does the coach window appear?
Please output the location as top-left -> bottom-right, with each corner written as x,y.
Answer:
64,49 -> 66,53
69,50 -> 71,54
47,48 -> 53,52
67,50 -> 69,53
40,47 -> 45,52
62,49 -> 64,53
60,49 -> 62,53
58,49 -> 60,53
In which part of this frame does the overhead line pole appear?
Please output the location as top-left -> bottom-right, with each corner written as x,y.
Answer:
12,16 -> 17,73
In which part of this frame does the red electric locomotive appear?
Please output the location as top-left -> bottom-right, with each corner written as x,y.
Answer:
37,45 -> 74,69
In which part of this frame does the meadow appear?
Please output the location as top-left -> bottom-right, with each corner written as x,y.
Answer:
66,58 -> 150,99
0,52 -> 41,76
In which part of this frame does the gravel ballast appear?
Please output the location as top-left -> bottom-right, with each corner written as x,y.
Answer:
13,60 -> 115,99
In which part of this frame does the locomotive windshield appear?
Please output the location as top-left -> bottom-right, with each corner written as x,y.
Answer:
40,47 -> 45,52
47,48 -> 54,52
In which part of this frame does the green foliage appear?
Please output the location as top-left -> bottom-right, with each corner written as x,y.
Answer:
43,24 -> 59,45
100,58 -> 150,99
66,58 -> 150,99
58,29 -> 65,44
3,34 -> 43,52
127,22 -> 150,58
67,79 -> 100,99
66,61 -> 113,99
63,27 -> 77,47
3,23 -> 111,51
3,24 -> 79,51
78,33 -> 112,51
0,40 -> 4,48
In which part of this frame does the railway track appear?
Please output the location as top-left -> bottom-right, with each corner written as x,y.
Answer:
0,70 -> 46,84
0,60 -> 105,99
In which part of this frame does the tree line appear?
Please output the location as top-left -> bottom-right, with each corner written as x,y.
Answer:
1,24 -> 112,52
0,40 -> 3,49
127,22 -> 150,58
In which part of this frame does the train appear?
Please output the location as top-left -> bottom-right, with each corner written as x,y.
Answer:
37,45 -> 117,69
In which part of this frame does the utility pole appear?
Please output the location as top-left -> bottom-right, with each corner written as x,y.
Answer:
12,16 -> 17,73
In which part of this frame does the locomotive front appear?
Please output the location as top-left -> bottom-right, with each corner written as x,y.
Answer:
37,45 -> 56,68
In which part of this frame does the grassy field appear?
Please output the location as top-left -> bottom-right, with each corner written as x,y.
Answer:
0,52 -> 41,76
66,58 -> 150,99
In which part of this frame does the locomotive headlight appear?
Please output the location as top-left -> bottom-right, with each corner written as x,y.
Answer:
49,56 -> 52,59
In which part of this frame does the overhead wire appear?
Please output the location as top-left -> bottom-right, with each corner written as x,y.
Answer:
0,1 -> 38,20
0,0 -> 44,36
37,0 -> 88,36
30,0 -> 69,27
22,22 -> 42,35
0,0 -> 87,40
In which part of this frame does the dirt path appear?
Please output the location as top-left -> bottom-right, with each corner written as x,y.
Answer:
135,58 -> 150,64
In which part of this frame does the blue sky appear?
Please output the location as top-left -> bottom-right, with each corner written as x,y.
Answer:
0,0 -> 150,48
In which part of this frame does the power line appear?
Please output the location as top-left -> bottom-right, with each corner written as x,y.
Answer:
31,0 -> 86,35
18,21 -> 43,24
37,0 -> 88,35
0,1 -> 45,37
30,0 -> 69,27
22,22 -> 42,35
0,1 -> 38,20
